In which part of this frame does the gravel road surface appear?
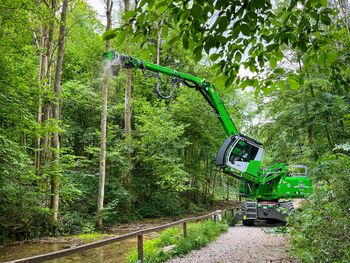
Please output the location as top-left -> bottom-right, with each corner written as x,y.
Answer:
167,226 -> 296,263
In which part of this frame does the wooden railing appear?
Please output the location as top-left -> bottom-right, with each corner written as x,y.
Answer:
8,207 -> 239,263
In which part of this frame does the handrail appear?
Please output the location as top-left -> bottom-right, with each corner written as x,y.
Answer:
8,207 -> 240,263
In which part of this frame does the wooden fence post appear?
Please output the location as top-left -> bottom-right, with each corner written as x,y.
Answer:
183,222 -> 188,238
137,234 -> 143,263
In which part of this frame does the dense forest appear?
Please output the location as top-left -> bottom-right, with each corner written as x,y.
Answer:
0,0 -> 349,262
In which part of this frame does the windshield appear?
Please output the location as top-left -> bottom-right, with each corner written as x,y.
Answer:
229,139 -> 259,162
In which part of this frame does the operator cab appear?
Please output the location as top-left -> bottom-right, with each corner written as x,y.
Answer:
216,135 -> 264,174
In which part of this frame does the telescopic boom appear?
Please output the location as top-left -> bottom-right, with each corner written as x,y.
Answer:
104,51 -> 239,136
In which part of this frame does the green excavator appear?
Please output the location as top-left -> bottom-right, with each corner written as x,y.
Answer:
104,50 -> 313,226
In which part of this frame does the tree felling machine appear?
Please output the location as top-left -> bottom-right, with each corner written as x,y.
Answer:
104,50 -> 313,226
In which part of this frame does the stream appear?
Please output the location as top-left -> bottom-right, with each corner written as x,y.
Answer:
0,238 -> 141,263
0,202 -> 238,262
0,218 -> 165,263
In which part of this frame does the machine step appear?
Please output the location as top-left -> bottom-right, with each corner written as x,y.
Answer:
245,201 -> 257,219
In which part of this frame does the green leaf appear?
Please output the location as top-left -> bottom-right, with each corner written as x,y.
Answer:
320,12 -> 331,25
287,77 -> 299,89
193,45 -> 203,62
266,43 -> 279,53
269,57 -> 277,69
161,25 -> 169,39
191,4 -> 202,17
240,24 -> 250,36
225,76 -> 234,88
168,35 -> 180,45
123,10 -> 136,20
210,53 -> 220,61
231,25 -> 240,39
182,35 -> 189,49
327,52 -> 337,63
204,36 -> 215,53
218,16 -> 228,33
235,52 -> 242,62
212,75 -> 227,88
158,5 -> 168,14
140,50 -> 151,60
274,68 -> 285,75
116,31 -> 127,44
252,0 -> 265,9
102,29 -> 117,41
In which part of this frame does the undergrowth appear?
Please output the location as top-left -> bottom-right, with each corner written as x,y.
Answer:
127,220 -> 228,263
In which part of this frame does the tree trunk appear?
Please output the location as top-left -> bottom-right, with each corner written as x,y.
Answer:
96,0 -> 113,228
305,85 -> 319,161
123,0 -> 133,213
156,15 -> 164,65
50,0 -> 68,225
226,176 -> 230,200
41,0 -> 56,167
34,22 -> 48,172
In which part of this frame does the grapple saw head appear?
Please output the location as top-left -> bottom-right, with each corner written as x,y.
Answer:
103,50 -> 123,76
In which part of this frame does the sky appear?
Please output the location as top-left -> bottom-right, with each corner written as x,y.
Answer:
85,0 -> 107,25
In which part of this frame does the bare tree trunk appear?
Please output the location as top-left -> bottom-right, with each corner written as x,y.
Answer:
50,0 -> 68,225
34,22 -> 48,172
156,15 -> 164,65
41,0 -> 56,166
226,176 -> 230,200
97,0 -> 113,228
123,0 -> 133,213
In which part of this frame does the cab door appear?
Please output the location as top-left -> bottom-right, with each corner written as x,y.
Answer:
216,135 -> 263,174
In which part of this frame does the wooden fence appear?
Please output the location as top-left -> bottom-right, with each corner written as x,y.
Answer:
8,208 -> 239,263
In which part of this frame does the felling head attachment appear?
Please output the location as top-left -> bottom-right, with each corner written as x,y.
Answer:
103,50 -> 122,76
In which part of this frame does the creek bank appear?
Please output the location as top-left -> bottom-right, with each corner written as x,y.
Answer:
0,200 -> 239,262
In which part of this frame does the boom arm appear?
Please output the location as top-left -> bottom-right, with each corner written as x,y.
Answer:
105,51 -> 238,136
104,51 -> 313,203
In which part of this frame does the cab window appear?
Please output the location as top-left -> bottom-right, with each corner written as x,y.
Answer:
229,140 -> 259,162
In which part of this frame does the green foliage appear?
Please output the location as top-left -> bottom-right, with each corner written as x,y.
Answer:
288,154 -> 350,263
123,0 -> 335,90
0,0 -> 241,243
136,191 -> 186,218
0,134 -> 49,241
135,100 -> 189,192
127,220 -> 228,263
259,77 -> 349,164
59,210 -> 95,235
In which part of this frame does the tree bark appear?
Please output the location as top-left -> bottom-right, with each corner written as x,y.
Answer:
96,0 -> 113,228
156,15 -> 164,65
123,0 -> 133,213
41,0 -> 56,167
50,0 -> 68,224
34,22 -> 48,172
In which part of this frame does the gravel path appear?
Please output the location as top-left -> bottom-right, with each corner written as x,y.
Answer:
167,226 -> 297,263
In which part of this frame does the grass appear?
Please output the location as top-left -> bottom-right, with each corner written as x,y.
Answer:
126,219 -> 228,263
